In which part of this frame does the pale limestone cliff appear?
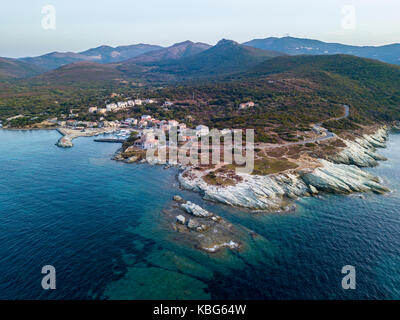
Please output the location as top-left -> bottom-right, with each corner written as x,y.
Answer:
328,127 -> 388,167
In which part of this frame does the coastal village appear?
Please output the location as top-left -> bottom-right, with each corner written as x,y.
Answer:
1,96 -> 394,254
57,116 -> 211,148
55,97 -> 217,148
1,93 -> 257,152
2,94 -> 390,215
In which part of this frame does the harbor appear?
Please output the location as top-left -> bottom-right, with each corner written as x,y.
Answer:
56,127 -> 123,148
94,138 -> 126,143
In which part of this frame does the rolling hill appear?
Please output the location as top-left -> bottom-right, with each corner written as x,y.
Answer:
244,36 -> 400,65
20,44 -> 163,71
239,54 -> 400,124
0,57 -> 45,79
32,61 -> 127,83
246,54 -> 400,89
21,52 -> 97,72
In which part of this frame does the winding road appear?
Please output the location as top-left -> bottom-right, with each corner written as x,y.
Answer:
309,104 -> 349,142
260,105 -> 350,149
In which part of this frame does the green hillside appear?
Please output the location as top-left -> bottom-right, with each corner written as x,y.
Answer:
245,54 -> 400,123
1,54 -> 400,143
151,39 -> 285,78
33,61 -> 126,83
0,57 -> 45,79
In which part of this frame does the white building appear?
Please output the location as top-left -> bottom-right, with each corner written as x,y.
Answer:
134,133 -> 158,149
196,125 -> 210,137
141,115 -> 152,120
117,101 -> 128,109
239,101 -> 255,110
163,101 -> 173,107
125,118 -> 137,125
160,124 -> 172,131
139,120 -> 148,127
106,103 -> 117,112
168,120 -> 179,127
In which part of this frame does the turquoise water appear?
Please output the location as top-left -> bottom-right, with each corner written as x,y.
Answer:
1,129 -> 400,299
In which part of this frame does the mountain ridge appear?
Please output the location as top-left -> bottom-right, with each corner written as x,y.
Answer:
20,44 -> 163,71
32,39 -> 286,83
3,36 -> 400,81
243,36 -> 400,65
130,39 -> 286,79
124,41 -> 211,65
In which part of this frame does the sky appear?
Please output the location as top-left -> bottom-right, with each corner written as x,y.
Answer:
1,0 -> 399,58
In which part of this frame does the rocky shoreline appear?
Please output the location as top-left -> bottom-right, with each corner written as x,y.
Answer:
164,195 -> 244,253
178,126 -> 391,211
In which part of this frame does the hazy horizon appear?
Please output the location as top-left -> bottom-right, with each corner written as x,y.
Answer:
5,36 -> 400,60
1,0 -> 399,58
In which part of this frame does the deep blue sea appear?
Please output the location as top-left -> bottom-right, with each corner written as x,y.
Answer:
1,129 -> 400,300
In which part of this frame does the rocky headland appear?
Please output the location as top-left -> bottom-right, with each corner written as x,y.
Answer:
178,126 -> 391,211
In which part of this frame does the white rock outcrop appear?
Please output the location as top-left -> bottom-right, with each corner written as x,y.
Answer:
56,137 -> 73,148
179,171 -> 308,210
180,201 -> 213,217
328,127 -> 388,167
176,215 -> 186,225
203,241 -> 240,253
301,159 -> 388,195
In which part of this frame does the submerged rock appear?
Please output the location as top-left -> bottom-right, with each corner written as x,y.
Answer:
211,215 -> 222,222
173,195 -> 185,204
187,219 -> 208,232
203,241 -> 239,253
167,198 -> 243,253
187,218 -> 201,230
